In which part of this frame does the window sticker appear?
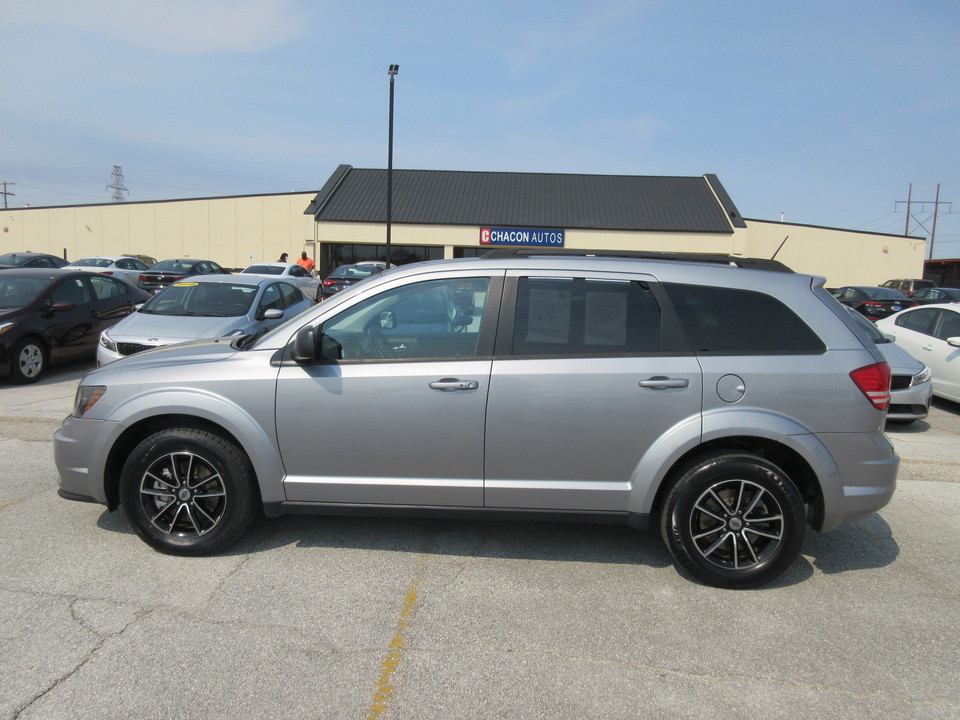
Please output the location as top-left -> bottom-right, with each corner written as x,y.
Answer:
526,289 -> 571,344
585,291 -> 627,345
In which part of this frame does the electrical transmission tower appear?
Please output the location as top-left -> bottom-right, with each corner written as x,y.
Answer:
1,181 -> 14,209
107,165 -> 128,203
896,183 -> 952,259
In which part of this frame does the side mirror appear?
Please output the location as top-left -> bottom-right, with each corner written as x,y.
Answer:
947,337 -> 960,348
51,301 -> 75,312
291,326 -> 317,362
263,308 -> 284,320
379,311 -> 396,330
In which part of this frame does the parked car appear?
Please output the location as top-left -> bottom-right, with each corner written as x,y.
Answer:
844,306 -> 931,422
320,262 -> 389,298
0,269 -> 148,383
909,287 -> 960,305
879,278 -> 936,297
240,262 -> 322,301
97,275 -> 313,365
137,258 -> 229,294
123,253 -> 158,268
64,255 -> 152,285
833,286 -> 917,320
55,251 -> 901,589
0,252 -> 69,270
876,304 -> 960,403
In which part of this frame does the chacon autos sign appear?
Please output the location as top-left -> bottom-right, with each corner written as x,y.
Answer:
480,227 -> 565,247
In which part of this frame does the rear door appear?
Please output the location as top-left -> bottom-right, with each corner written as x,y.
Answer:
483,270 -> 702,512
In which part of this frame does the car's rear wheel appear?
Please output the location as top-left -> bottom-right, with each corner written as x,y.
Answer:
10,337 -> 46,384
120,427 -> 258,555
660,453 -> 806,589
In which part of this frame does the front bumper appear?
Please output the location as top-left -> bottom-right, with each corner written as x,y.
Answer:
54,415 -> 119,507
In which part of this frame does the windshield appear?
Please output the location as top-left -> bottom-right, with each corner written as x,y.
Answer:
242,265 -> 283,275
150,259 -> 203,273
329,265 -> 381,280
139,281 -> 257,317
0,276 -> 54,308
72,258 -> 113,268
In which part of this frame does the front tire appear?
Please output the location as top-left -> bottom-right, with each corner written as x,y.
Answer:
119,427 -> 258,555
660,453 -> 806,589
10,337 -> 46,384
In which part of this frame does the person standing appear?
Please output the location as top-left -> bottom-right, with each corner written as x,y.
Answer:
296,251 -> 315,273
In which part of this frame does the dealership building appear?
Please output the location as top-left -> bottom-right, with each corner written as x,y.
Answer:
2,165 -> 926,286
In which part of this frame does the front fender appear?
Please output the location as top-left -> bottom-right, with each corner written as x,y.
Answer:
102,388 -> 286,505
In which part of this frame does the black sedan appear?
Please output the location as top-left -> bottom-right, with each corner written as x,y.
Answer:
832,286 -> 917,321
0,269 -> 150,383
320,262 -> 388,299
910,287 -> 960,305
138,258 -> 230,294
0,252 -> 69,270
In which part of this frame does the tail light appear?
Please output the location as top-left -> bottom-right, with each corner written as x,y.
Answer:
850,362 -> 891,410
323,279 -> 337,286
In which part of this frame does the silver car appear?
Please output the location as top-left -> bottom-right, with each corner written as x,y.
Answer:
56,252 -> 899,588
63,255 -> 152,285
240,262 -> 322,301
97,274 -> 313,365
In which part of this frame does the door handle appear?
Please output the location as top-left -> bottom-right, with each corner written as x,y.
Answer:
429,378 -> 479,391
639,376 -> 690,389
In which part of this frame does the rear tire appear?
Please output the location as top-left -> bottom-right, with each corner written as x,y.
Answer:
119,427 -> 258,555
660,453 -> 806,589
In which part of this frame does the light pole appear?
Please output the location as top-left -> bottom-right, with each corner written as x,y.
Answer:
386,64 -> 399,267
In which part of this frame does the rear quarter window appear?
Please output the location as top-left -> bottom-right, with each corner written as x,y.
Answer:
664,283 -> 825,354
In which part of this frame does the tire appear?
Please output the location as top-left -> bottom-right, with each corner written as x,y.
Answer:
119,427 -> 258,555
10,337 -> 46,384
660,453 -> 806,589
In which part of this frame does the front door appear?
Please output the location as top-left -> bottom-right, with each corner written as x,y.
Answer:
276,272 -> 501,507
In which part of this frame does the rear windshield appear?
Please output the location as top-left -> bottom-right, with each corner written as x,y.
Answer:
151,259 -> 203,273
243,265 -> 283,275
664,283 -> 826,354
329,265 -> 381,279
862,287 -> 908,300
72,258 -> 113,268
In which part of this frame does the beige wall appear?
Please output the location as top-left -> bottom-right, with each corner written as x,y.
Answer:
3,193 -> 925,284
1,193 -> 317,269
738,219 -> 926,287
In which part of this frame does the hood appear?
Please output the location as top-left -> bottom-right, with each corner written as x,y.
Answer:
105,312 -> 251,345
873,339 -> 924,376
87,337 -> 241,377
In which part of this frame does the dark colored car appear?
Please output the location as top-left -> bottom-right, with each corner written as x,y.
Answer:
910,287 -> 960,305
138,258 -> 229,294
879,278 -> 936,297
0,252 -> 69,270
0,269 -> 150,383
320,262 -> 388,299
833,286 -> 917,320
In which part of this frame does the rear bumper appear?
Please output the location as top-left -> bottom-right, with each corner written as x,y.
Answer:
816,432 -> 899,532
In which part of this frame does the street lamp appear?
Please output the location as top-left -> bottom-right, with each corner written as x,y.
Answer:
386,64 -> 399,267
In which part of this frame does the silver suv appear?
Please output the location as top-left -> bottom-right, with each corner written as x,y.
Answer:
55,251 -> 899,588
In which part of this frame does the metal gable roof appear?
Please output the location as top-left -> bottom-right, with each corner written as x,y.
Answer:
306,165 -> 743,233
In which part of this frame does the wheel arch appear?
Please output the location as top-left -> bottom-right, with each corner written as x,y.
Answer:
646,436 -> 825,532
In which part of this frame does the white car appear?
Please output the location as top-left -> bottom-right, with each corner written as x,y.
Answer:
876,303 -> 960,403
63,255 -> 152,285
240,262 -> 321,301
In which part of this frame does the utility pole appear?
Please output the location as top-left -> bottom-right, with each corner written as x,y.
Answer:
0,181 -> 14,209
896,183 -> 951,260
107,165 -> 128,203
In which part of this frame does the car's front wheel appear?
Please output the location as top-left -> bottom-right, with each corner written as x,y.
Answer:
10,337 -> 46,384
120,427 -> 258,555
660,453 -> 806,589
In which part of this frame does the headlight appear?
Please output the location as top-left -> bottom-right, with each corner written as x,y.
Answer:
99,331 -> 117,353
912,364 -> 932,386
73,386 -> 106,417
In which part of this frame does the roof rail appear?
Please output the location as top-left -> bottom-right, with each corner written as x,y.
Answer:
479,247 -> 794,273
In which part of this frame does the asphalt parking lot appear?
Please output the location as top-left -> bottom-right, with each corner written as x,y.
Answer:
1,361 -> 959,719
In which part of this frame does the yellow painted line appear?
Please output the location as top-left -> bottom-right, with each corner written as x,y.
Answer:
367,558 -> 426,719
900,458 -> 960,467
0,496 -> 28,512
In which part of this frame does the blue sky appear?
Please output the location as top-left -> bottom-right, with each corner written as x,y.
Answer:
3,0 -> 959,257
